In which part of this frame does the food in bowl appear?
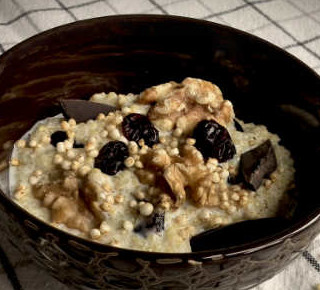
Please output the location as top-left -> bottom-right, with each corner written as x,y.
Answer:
9,77 -> 295,253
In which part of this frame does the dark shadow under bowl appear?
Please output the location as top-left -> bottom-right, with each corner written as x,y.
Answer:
0,15 -> 320,289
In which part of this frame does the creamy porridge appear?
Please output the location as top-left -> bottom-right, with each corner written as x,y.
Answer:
9,78 -> 295,253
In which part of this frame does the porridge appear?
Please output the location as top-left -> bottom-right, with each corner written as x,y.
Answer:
9,78 -> 295,253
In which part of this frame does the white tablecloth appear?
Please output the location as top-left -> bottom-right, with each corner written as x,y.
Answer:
1,0 -> 320,289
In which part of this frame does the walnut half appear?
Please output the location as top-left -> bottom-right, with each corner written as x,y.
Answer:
33,175 -> 98,233
139,77 -> 234,135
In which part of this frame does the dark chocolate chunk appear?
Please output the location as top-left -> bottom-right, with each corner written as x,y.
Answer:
50,131 -> 68,147
227,174 -> 240,185
152,212 -> 165,233
60,99 -> 116,123
234,119 -> 244,132
190,217 -> 289,252
239,139 -> 277,191
134,211 -> 165,237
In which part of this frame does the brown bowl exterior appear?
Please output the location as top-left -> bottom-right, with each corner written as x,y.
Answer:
1,15 -> 320,289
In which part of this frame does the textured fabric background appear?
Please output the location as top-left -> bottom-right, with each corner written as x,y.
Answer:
0,0 -> 320,289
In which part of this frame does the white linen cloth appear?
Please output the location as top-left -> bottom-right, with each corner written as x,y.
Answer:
0,0 -> 320,289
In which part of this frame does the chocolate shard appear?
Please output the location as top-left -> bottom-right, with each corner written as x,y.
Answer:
239,139 -> 277,191
60,99 -> 116,123
134,211 -> 165,237
190,217 -> 289,252
73,141 -> 85,148
152,212 -> 165,233
234,119 -> 244,132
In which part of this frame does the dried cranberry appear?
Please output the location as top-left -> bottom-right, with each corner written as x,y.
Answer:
94,141 -> 129,175
192,120 -> 236,162
50,131 -> 68,147
122,113 -> 159,147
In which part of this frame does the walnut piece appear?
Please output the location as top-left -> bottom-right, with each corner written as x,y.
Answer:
163,163 -> 187,206
33,174 -> 97,233
136,139 -> 223,208
139,77 -> 234,134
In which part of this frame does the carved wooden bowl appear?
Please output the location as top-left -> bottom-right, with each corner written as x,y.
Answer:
0,15 -> 320,289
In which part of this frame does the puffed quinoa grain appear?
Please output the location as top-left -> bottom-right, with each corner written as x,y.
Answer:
56,142 -> 66,153
265,179 -> 272,188
61,160 -> 71,170
61,120 -> 70,130
221,170 -> 229,179
14,185 -> 26,200
231,193 -> 240,201
124,157 -> 135,168
90,229 -> 101,239
228,205 -> 237,213
41,135 -> 51,144
29,140 -> 37,148
101,202 -> 112,212
270,172 -> 277,182
78,165 -> 91,176
169,148 -> 179,156
97,113 -> 106,120
186,138 -> 196,145
54,154 -> 63,164
99,192 -> 107,200
68,118 -> 77,127
77,155 -> 85,163
128,141 -> 138,154
134,191 -> 145,200
64,140 -> 73,150
115,115 -> 123,124
10,159 -> 20,166
67,150 -> 76,159
138,139 -> 145,147
71,161 -> 80,171
213,217 -> 223,225
135,161 -> 144,169
199,209 -> 211,221
101,130 -> 108,138
34,170 -> 43,177
212,172 -> 220,183
105,195 -> 114,205
139,202 -> 154,216
170,140 -> 179,148
16,139 -> 26,148
129,200 -> 138,208
28,176 -> 39,185
85,142 -> 96,152
123,220 -> 134,231
100,221 -> 111,233
109,128 -> 120,139
159,136 -> 167,144
110,239 -> 119,247
115,194 -> 124,204
88,149 -> 99,158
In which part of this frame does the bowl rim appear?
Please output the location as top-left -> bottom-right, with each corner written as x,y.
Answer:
1,14 -> 320,259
